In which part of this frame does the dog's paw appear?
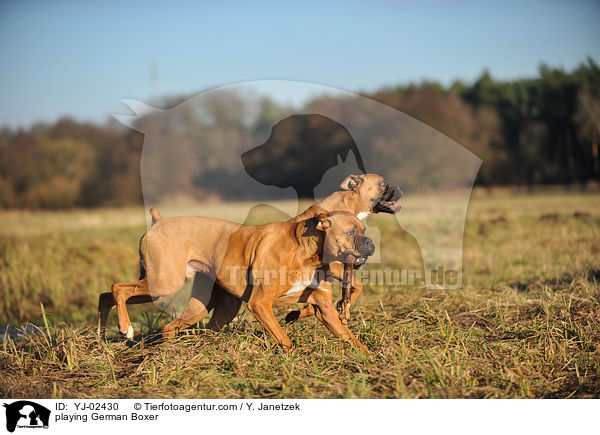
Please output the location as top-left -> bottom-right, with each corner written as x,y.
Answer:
125,325 -> 134,340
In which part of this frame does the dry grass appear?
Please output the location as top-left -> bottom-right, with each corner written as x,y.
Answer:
1,191 -> 599,398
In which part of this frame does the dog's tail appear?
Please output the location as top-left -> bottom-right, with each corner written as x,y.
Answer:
149,207 -> 162,225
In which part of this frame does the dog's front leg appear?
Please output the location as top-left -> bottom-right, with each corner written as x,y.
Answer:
329,262 -> 363,304
309,282 -> 371,354
285,263 -> 364,323
247,290 -> 292,350
284,304 -> 315,323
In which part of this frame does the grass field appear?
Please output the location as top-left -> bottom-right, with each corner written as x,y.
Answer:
1,190 -> 599,398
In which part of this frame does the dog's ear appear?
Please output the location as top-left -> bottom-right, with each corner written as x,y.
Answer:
340,175 -> 362,191
316,213 -> 331,231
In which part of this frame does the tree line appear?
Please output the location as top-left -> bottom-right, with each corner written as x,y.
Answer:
0,58 -> 598,209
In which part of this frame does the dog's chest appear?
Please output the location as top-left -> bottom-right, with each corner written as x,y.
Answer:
283,278 -> 318,296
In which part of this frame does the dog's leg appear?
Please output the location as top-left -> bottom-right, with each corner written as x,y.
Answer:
161,296 -> 210,338
97,292 -> 155,338
329,262 -> 364,305
111,279 -> 151,339
206,285 -> 242,331
286,266 -> 363,323
247,292 -> 292,350
349,275 -> 363,303
161,272 -> 218,338
285,304 -> 315,323
161,284 -> 242,337
309,283 -> 370,354
98,292 -> 115,338
335,275 -> 363,320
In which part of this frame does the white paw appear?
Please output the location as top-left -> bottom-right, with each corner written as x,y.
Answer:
125,325 -> 134,339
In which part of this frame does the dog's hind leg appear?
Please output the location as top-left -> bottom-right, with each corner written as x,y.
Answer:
98,292 -> 114,338
111,279 -> 152,339
97,292 -> 155,338
161,284 -> 242,338
206,286 -> 242,331
161,272 -> 215,338
161,297 -> 210,338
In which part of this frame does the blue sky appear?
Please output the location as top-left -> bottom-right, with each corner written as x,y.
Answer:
1,0 -> 599,127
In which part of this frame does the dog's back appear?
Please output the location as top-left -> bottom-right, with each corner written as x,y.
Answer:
139,211 -> 243,289
289,204 -> 330,223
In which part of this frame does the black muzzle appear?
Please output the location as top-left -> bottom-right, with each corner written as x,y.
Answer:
343,235 -> 375,268
373,185 -> 403,214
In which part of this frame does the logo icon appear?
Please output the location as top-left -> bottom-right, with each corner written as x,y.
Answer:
2,401 -> 50,432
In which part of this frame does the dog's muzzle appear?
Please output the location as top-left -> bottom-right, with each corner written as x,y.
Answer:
343,236 -> 375,268
373,185 -> 403,214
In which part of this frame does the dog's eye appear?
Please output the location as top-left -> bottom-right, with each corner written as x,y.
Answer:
347,230 -> 354,237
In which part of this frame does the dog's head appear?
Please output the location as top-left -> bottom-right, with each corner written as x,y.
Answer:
340,174 -> 403,215
241,114 -> 366,200
316,211 -> 375,267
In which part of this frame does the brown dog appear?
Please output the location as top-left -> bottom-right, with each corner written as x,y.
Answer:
163,173 -> 402,334
99,209 -> 375,352
97,174 -> 401,342
286,173 -> 402,321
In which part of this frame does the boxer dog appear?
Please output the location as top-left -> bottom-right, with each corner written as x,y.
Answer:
160,173 -> 402,334
98,209 -> 375,352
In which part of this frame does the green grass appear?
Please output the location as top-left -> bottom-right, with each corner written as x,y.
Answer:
0,191 -> 599,398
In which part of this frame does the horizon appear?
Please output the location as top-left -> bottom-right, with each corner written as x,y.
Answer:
3,63 -> 598,131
